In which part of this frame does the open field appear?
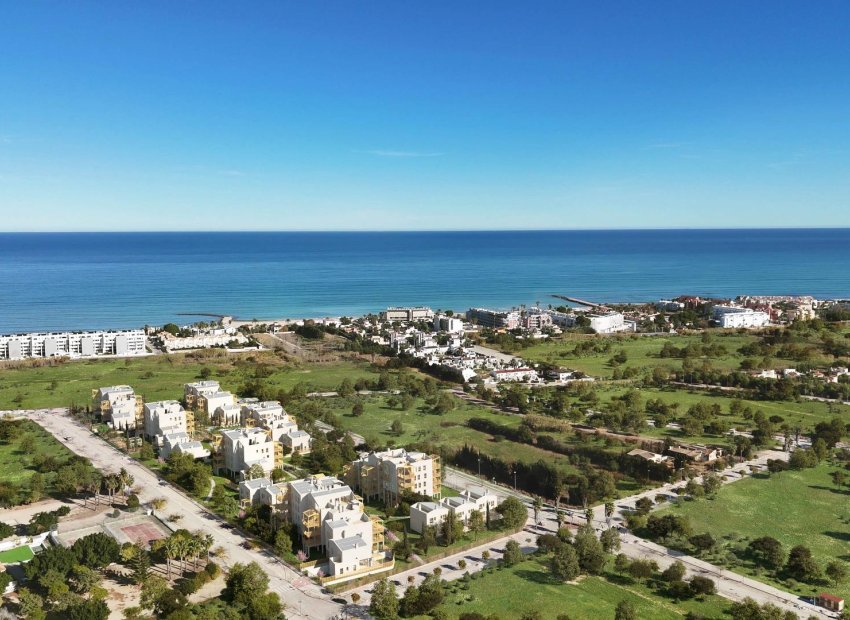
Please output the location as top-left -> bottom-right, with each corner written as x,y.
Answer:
0,351 -> 379,410
0,418 -> 78,493
0,545 -> 34,563
416,557 -> 729,619
657,463 -> 850,600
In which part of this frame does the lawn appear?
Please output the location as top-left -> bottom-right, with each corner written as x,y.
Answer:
421,557 -> 729,619
0,545 -> 34,563
656,463 -> 850,600
0,351 -> 379,410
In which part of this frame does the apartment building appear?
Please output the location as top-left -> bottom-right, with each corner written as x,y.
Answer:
433,315 -> 465,333
213,427 -> 280,479
93,385 -> 143,431
344,449 -> 441,505
213,403 -> 242,427
282,430 -> 312,454
184,381 -> 222,410
143,400 -> 191,444
160,432 -> 210,460
288,475 -> 387,579
239,477 -> 287,510
1,329 -> 146,360
712,305 -> 771,328
409,487 -> 498,533
491,367 -> 539,383
522,311 -> 552,330
465,308 -> 520,330
380,307 -> 434,322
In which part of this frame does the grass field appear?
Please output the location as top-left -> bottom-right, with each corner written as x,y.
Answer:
0,545 -> 34,564
0,352 -> 379,410
0,418 -> 78,491
657,463 -> 850,600
418,557 -> 729,619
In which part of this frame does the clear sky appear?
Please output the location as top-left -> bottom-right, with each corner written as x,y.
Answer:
2,1 -> 849,231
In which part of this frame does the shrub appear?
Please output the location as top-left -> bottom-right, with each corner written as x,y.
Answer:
126,493 -> 140,512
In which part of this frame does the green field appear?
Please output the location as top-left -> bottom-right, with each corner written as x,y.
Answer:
418,557 -> 729,619
0,418 -> 78,493
0,545 -> 34,563
657,463 -> 850,600
0,352 -> 379,410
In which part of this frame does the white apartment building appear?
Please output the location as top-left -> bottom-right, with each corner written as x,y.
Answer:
184,381 -> 221,410
282,430 -> 312,454
409,487 -> 498,534
214,427 -> 278,479
465,308 -> 520,330
160,432 -> 210,460
712,305 -> 771,328
239,477 -> 287,509
160,331 -> 247,352
491,367 -> 539,383
433,315 -> 465,333
381,307 -> 434,322
93,385 -> 141,431
199,391 -> 235,416
1,329 -> 146,360
213,403 -> 242,427
345,449 -> 442,504
143,401 -> 188,444
588,312 -> 628,334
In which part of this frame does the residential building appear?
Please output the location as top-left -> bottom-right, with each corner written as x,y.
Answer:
282,430 -> 312,454
239,477 -> 287,510
409,487 -> 498,533
241,400 -> 298,440
344,449 -> 442,505
522,312 -> 552,330
588,312 -> 628,334
213,427 -> 280,479
626,449 -> 670,465
491,367 -> 539,383
198,391 -> 235,416
213,403 -> 242,427
92,385 -> 142,431
465,308 -> 520,330
380,307 -> 434,322
160,432 -> 210,460
546,369 -> 576,382
143,401 -> 191,444
0,329 -> 146,360
433,315 -> 465,333
711,305 -> 771,329
184,381 -> 222,410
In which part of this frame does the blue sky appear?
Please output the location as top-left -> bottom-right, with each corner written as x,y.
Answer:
1,1 -> 849,231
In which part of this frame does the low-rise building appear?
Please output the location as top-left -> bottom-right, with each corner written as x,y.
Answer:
465,308 -> 520,330
239,477 -> 287,510
282,430 -> 312,455
409,487 -> 498,533
184,381 -> 222,410
491,367 -> 539,383
380,307 -> 434,322
523,312 -> 552,330
588,312 -> 628,334
344,449 -> 442,505
712,305 -> 771,329
433,315 -> 465,333
160,432 -> 210,460
626,448 -> 670,465
1,329 -> 146,360
213,403 -> 242,427
93,385 -> 143,431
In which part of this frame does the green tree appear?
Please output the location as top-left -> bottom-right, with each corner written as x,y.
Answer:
225,561 -> 270,607
274,529 -> 293,556
573,529 -> 606,575
139,576 -> 168,612
390,419 -> 404,437
550,543 -> 580,582
502,539 -> 524,567
614,600 -> 637,620
369,577 -> 400,619
496,497 -> 527,529
662,560 -> 686,583
785,545 -> 821,582
468,509 -> 486,534
352,400 -> 364,417
826,561 -> 848,585
18,588 -> 47,620
600,527 -> 620,553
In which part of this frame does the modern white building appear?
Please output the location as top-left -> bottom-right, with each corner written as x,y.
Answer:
0,329 -> 146,360
239,477 -> 287,509
712,305 -> 771,328
588,312 -> 628,334
93,385 -> 141,431
184,381 -> 223,411
465,308 -> 520,330
380,307 -> 434,322
409,487 -> 498,534
213,403 -> 242,427
160,432 -> 210,460
345,449 -> 442,504
433,315 -> 465,333
213,427 -> 279,479
282,430 -> 312,455
490,367 -> 539,383
199,391 -> 235,416
143,401 -> 189,444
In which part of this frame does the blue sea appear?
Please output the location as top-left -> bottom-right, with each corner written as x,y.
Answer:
0,229 -> 848,333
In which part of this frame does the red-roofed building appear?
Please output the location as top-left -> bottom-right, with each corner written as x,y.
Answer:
815,593 -> 844,612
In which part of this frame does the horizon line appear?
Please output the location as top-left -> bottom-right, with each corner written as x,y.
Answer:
2,226 -> 850,234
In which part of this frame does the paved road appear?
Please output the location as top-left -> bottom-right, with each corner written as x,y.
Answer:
4,408 -> 343,620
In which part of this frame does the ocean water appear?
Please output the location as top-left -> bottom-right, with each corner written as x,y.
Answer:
0,229 -> 848,333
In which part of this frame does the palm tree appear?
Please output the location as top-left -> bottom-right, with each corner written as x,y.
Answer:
104,473 -> 120,503
119,468 -> 134,499
532,497 -> 543,523
151,497 -> 167,517
163,536 -> 179,580
198,532 -> 214,565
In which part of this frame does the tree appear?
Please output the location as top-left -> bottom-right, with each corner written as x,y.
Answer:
662,561 -> 687,583
126,493 -> 140,512
615,600 -> 637,620
338,378 -> 355,398
600,527 -> 620,553
747,536 -> 784,570
369,577 -> 400,619
139,576 -> 168,612
690,576 -> 716,597
701,472 -> 721,497
131,548 -> 150,584
441,515 -> 464,546
390,419 -> 404,437
533,497 -> 543,522
68,599 -> 109,620
496,497 -> 527,529
468,509 -> 486,534
418,525 -> 437,554
550,543 -> 580,582
274,529 -> 293,556
831,470 -> 847,490
70,564 -> 102,594
689,533 -> 715,553
614,553 -> 631,574
573,530 -> 606,575
627,559 -> 657,581
826,561 -> 848,585
786,545 -> 821,582
225,562 -> 270,607
352,401 -> 364,417
502,539 -> 524,567
18,588 -> 47,620
72,532 -> 120,569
